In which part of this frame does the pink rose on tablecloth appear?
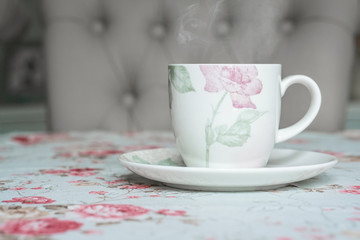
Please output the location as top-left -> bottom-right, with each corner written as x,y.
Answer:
79,150 -> 125,158
12,133 -> 69,145
67,168 -> 96,177
83,229 -> 103,235
40,168 -> 97,177
12,135 -> 44,145
123,145 -> 161,152
316,151 -> 345,157
54,143 -> 161,159
127,196 -> 141,199
89,191 -> 108,195
120,185 -> 152,190
9,187 -> 26,190
200,65 -> 263,109
106,179 -> 126,185
40,169 -> 68,175
157,209 -> 186,216
70,204 -> 150,220
2,196 -> 55,204
339,186 -> 360,194
0,218 -> 82,236
79,146 -> 160,157
0,206 -> 48,221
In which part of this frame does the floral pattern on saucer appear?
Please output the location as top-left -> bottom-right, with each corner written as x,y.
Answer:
124,148 -> 184,167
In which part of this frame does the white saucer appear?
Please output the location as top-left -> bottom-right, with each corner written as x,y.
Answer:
119,148 -> 338,191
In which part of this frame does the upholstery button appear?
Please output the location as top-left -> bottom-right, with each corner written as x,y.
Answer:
280,19 -> 295,34
122,92 -> 136,109
215,20 -> 231,38
92,21 -> 105,34
150,23 -> 166,40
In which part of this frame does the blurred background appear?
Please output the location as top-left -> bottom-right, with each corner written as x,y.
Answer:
0,0 -> 45,133
0,0 -> 359,133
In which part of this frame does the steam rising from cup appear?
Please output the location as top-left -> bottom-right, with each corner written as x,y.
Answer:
175,0 -> 228,62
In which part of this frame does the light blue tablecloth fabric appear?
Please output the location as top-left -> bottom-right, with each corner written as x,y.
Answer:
0,131 -> 359,240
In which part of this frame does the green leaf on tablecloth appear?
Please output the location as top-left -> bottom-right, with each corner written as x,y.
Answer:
169,65 -> 195,93
132,155 -> 151,164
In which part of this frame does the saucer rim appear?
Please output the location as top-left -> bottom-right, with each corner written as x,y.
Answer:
118,148 -> 338,191
118,148 -> 338,173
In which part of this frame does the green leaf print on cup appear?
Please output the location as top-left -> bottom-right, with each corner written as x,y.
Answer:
169,66 -> 195,93
216,110 -> 266,147
216,121 -> 250,147
204,99 -> 266,166
237,109 -> 266,123
168,65 -> 195,109
200,65 -> 265,167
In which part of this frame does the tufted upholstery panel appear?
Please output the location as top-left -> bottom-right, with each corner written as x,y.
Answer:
42,0 -> 359,132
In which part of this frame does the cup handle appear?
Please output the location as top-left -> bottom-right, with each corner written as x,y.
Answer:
276,75 -> 321,143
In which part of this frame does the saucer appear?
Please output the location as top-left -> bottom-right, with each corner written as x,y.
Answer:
119,148 -> 338,191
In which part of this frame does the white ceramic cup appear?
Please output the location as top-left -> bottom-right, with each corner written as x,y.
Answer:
168,64 -> 321,168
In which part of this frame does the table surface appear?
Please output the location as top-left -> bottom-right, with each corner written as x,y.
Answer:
0,130 -> 359,240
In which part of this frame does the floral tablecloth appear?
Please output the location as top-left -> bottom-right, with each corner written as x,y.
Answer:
0,130 -> 360,240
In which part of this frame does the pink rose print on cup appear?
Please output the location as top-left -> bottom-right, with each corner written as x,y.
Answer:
200,65 -> 262,109
70,204 -> 150,220
0,218 -> 82,236
199,65 -> 265,167
2,196 -> 55,204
